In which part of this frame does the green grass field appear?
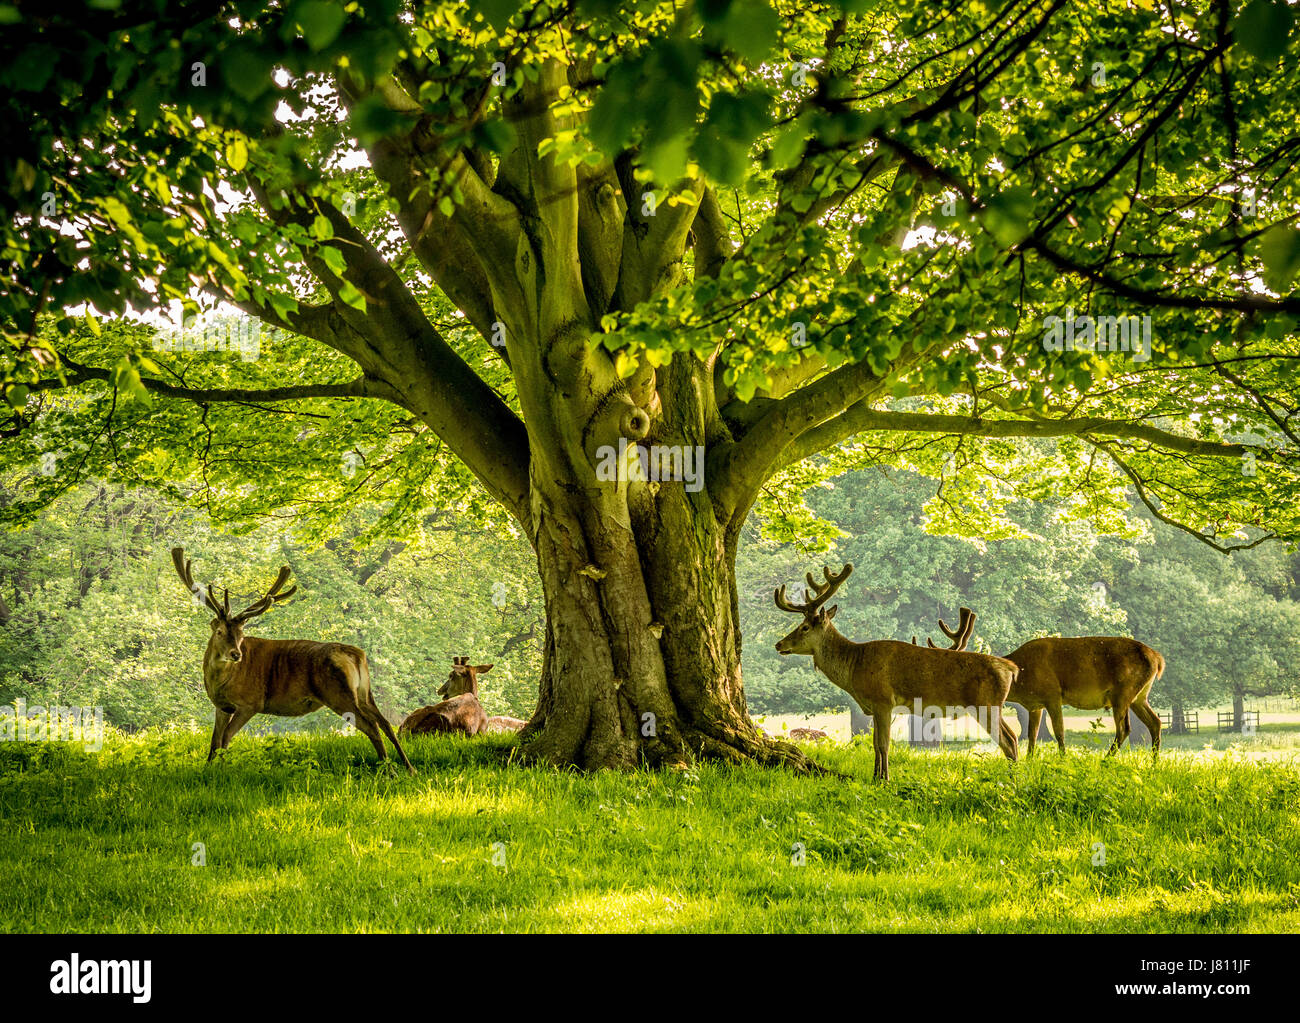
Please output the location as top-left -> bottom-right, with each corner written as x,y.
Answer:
2,727 -> 1298,933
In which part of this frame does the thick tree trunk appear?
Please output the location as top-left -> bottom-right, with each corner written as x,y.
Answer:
1232,690 -> 1245,731
515,461 -> 808,771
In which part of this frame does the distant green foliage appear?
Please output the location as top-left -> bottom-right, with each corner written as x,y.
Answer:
3,468 -> 1297,726
740,470 -> 1300,716
0,482 -> 543,725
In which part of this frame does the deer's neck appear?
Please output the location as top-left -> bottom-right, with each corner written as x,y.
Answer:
812,624 -> 862,692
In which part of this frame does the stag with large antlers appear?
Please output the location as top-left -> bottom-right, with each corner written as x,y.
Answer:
171,547 -> 414,773
774,564 -> 1018,780
917,613 -> 1164,756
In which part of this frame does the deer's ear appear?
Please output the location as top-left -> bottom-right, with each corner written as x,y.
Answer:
474,664 -> 494,674
824,605 -> 838,620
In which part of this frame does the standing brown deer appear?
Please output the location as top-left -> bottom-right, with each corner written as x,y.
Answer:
171,547 -> 414,773
774,564 -> 1019,780
917,612 -> 1165,756
398,657 -> 491,736
910,607 -> 1020,751
1007,637 -> 1164,755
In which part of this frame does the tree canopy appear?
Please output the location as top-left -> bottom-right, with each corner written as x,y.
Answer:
4,0 -> 1300,767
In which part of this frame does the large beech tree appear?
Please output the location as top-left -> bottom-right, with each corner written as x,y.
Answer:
4,0 -> 1300,768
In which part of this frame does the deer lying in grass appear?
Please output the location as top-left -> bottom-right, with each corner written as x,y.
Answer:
919,612 -> 1165,755
775,564 -> 1018,780
171,547 -> 414,774
399,657 -> 490,737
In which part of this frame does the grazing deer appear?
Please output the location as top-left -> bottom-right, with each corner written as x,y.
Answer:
1007,638 -> 1164,755
398,657 -> 490,737
774,564 -> 1018,780
918,613 -> 1165,755
171,547 -> 414,774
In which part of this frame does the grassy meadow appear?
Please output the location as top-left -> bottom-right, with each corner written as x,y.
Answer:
1,726 -> 1298,933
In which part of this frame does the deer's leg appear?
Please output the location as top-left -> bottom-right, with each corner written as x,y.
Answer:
351,708 -> 389,761
872,708 -> 891,781
363,703 -> 416,775
316,687 -> 387,762
993,706 -> 1018,762
220,706 -> 256,750
1131,694 -> 1161,757
207,709 -> 232,762
1107,702 -> 1132,755
1047,702 -> 1066,753
996,713 -> 1017,757
1026,707 -> 1043,757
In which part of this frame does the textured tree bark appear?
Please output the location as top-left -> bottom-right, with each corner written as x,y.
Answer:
515,412 -> 809,771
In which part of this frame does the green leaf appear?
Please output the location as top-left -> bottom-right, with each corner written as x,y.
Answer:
1260,226 -> 1300,291
350,93 -> 405,145
318,245 -> 347,276
225,137 -> 249,173
980,186 -> 1034,248
222,47 -> 273,101
337,281 -> 367,312
718,0 -> 780,63
296,1 -> 347,52
111,356 -> 151,407
1235,0 -> 1294,62
770,121 -> 808,169
642,136 -> 689,186
472,0 -> 522,32
474,118 -> 517,155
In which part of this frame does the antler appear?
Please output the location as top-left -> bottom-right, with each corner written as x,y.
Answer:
171,547 -> 226,618
774,563 -> 854,616
912,608 -> 976,650
231,565 -> 296,623
924,608 -> 976,650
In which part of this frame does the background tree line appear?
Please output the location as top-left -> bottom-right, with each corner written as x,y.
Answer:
2,467 -> 1296,730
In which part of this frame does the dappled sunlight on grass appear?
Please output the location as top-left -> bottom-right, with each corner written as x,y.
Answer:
1,727 -> 1297,932
535,888 -> 720,932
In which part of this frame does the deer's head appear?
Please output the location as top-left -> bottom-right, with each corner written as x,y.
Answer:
438,656 -> 493,698
774,563 -> 853,656
172,547 -> 296,663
